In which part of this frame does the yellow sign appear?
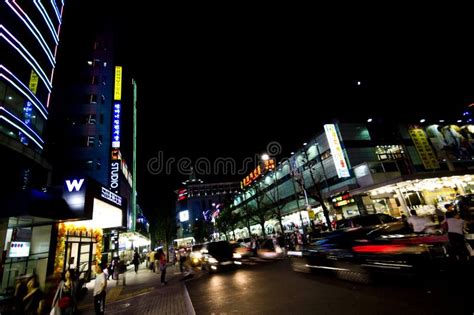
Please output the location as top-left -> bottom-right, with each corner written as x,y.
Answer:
28,70 -> 39,94
114,66 -> 122,100
408,126 -> 440,170
308,209 -> 315,220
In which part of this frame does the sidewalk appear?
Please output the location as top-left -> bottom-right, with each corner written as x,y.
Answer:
76,263 -> 195,314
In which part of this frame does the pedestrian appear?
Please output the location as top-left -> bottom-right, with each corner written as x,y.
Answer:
133,249 -> 140,273
23,275 -> 43,315
157,248 -> 167,285
93,262 -> 107,315
51,269 -> 76,315
407,210 -> 431,233
446,210 -> 469,262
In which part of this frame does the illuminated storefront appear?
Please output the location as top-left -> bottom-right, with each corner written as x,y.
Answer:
58,177 -> 126,280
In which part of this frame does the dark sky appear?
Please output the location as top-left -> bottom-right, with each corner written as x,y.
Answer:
59,3 -> 474,219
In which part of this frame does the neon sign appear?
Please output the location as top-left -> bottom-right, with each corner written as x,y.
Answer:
324,124 -> 350,178
241,159 -> 276,187
112,102 -> 121,148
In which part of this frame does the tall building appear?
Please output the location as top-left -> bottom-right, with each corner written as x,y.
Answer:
0,1 -> 65,197
0,0 -> 66,292
176,177 -> 240,243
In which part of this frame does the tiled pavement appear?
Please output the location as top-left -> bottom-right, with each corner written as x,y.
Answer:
76,263 -> 195,314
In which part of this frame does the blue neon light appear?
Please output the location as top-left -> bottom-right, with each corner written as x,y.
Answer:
0,107 -> 44,144
19,101 -> 33,145
112,102 -> 121,148
0,26 -> 52,91
34,0 -> 59,44
0,113 -> 43,149
6,1 -> 55,66
49,0 -> 62,23
0,66 -> 48,119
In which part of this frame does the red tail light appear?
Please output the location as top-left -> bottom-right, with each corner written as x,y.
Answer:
352,244 -> 407,253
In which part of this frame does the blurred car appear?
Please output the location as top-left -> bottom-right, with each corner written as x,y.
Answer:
288,221 -> 449,283
201,241 -> 239,272
189,244 -> 204,267
334,213 -> 398,230
231,242 -> 253,259
257,238 -> 284,259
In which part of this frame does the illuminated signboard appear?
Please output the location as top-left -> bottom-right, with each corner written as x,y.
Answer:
9,242 -> 31,258
324,124 -> 350,178
110,161 -> 120,193
408,126 -> 440,170
179,210 -> 189,222
241,159 -> 276,187
114,66 -> 122,101
178,189 -> 188,201
101,186 -> 122,206
28,70 -> 39,94
112,102 -> 121,148
111,148 -> 120,160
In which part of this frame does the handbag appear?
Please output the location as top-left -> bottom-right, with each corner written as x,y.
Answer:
58,295 -> 71,308
50,305 -> 61,315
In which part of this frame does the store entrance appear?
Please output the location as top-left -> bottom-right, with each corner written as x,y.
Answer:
63,233 -> 96,283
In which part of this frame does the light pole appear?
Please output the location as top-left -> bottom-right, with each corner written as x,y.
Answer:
131,79 -> 137,232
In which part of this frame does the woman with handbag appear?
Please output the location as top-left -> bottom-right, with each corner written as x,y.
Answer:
51,270 -> 76,315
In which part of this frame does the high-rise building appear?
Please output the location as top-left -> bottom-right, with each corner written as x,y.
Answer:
0,1 -> 65,195
0,0 -> 66,293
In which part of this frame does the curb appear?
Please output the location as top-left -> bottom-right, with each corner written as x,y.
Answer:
183,283 -> 196,315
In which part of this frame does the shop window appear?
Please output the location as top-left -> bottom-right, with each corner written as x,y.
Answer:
321,150 -> 332,160
376,145 -> 405,161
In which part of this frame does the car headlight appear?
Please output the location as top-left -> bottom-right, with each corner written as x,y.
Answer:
208,257 -> 218,264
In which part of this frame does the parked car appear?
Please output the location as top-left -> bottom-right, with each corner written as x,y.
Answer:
288,221 -> 449,283
200,241 -> 238,272
334,213 -> 398,230
231,242 -> 253,259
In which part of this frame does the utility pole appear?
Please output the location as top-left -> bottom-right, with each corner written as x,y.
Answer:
132,79 -> 137,232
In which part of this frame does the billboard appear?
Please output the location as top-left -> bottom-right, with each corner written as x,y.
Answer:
324,124 -> 350,178
424,123 -> 474,162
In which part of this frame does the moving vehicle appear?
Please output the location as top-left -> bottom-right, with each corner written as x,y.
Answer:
288,221 -> 449,283
200,241 -> 238,272
334,213 -> 398,230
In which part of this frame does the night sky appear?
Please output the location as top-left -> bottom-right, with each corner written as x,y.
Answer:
57,3 -> 474,219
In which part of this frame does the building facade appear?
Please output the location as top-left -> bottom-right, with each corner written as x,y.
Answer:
0,0 -> 66,293
231,121 -> 474,238
176,179 -> 240,243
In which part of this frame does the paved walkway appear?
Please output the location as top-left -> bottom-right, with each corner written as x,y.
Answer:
76,263 -> 195,314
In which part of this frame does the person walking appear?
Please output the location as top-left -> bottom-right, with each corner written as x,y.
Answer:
23,275 -> 43,315
446,210 -> 469,262
133,249 -> 140,273
52,270 -> 76,315
93,263 -> 107,315
157,248 -> 167,285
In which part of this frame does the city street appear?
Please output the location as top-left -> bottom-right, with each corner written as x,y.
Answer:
185,258 -> 471,314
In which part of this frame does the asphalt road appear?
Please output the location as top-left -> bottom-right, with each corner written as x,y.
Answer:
185,258 -> 470,315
